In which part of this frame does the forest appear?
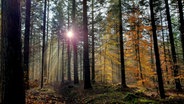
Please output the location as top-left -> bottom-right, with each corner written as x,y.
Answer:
0,0 -> 184,104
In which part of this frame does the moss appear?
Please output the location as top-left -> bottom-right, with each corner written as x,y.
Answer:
124,93 -> 138,101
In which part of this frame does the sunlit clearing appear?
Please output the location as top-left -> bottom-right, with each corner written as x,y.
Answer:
67,31 -> 73,38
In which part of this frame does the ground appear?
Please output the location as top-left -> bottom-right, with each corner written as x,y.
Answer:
26,86 -> 64,104
26,82 -> 184,104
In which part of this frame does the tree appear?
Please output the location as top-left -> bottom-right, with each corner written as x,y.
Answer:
119,0 -> 127,88
24,0 -> 31,90
164,0 -> 182,91
72,0 -> 79,84
41,0 -> 47,88
91,0 -> 95,83
1,0 -> 25,103
149,0 -> 165,99
83,0 -> 92,89
67,0 -> 71,82
177,0 -> 184,62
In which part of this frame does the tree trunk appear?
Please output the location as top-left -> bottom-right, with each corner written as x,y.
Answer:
83,0 -> 92,89
41,0 -> 47,88
149,0 -> 165,99
177,0 -> 184,62
160,10 -> 169,85
61,41 -> 65,83
67,1 -> 71,82
119,0 -> 127,88
72,0 -> 79,84
57,34 -> 60,82
1,0 -> 25,103
91,0 -> 95,83
136,23 -> 144,86
164,0 -> 182,91
24,0 -> 31,90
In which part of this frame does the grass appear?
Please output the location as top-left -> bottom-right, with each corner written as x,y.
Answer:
58,83 -> 160,104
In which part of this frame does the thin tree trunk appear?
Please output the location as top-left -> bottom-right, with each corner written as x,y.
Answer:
44,0 -> 50,83
24,0 -> 31,90
67,1 -> 71,82
149,0 -> 165,99
72,0 -> 79,84
164,0 -> 182,91
61,41 -> 65,83
41,0 -> 47,88
136,24 -> 144,86
91,0 -> 95,83
119,0 -> 127,88
177,0 -> 184,62
57,34 -> 60,82
160,10 -> 169,85
83,0 -> 92,89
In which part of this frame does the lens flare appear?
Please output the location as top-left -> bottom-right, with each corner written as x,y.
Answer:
67,31 -> 73,38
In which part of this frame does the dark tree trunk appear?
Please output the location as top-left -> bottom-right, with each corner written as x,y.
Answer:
79,49 -> 83,81
83,0 -> 92,89
72,0 -> 79,84
67,39 -> 71,81
91,0 -> 95,83
57,34 -> 60,82
164,0 -> 182,91
67,1 -> 71,82
177,0 -> 184,62
44,0 -> 50,83
41,0 -> 47,88
24,0 -> 31,90
61,41 -> 65,83
1,0 -> 25,103
119,0 -> 127,88
149,0 -> 165,99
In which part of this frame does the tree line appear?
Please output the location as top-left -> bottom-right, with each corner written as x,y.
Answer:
0,0 -> 184,103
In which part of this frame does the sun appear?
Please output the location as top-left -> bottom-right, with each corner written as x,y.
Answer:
67,31 -> 73,38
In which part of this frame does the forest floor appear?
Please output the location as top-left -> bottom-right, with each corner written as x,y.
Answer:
26,86 -> 65,104
26,81 -> 184,104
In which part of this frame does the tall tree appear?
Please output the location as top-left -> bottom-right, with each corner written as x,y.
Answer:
41,0 -> 47,88
1,0 -> 25,103
177,0 -> 184,62
83,0 -> 92,89
119,0 -> 127,88
61,41 -> 65,83
67,0 -> 71,81
24,0 -> 31,90
72,0 -> 79,84
164,0 -> 182,91
149,0 -> 165,99
91,0 -> 95,83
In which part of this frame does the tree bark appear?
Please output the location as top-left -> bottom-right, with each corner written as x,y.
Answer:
164,0 -> 182,91
24,0 -> 31,90
83,0 -> 92,89
72,0 -> 79,84
149,0 -> 165,99
177,0 -> 184,62
41,0 -> 47,88
1,0 -> 25,103
119,0 -> 127,88
91,0 -> 95,83
61,41 -> 65,83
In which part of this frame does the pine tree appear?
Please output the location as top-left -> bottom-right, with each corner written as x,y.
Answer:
24,0 -> 31,90
149,0 -> 165,99
1,0 -> 25,103
83,0 -> 92,89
